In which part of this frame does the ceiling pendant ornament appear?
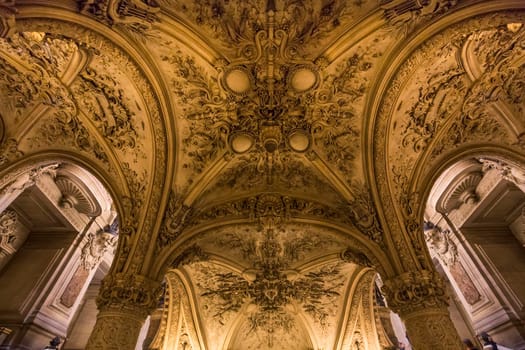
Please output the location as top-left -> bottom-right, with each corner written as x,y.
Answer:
195,224 -> 347,348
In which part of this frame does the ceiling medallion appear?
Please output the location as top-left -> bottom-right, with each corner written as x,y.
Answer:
215,3 -> 319,178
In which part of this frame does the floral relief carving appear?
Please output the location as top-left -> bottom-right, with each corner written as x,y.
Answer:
0,32 -> 79,115
160,0 -> 367,55
193,248 -> 346,347
71,67 -> 140,152
165,28 -> 375,187
0,138 -> 23,166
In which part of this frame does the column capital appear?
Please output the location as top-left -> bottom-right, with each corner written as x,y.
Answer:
96,273 -> 162,319
383,270 -> 463,349
382,269 -> 448,316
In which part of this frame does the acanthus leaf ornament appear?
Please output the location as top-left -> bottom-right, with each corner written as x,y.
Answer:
96,272 -> 163,317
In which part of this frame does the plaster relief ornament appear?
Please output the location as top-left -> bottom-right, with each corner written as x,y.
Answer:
0,208 -> 17,254
164,0 -> 375,190
0,0 -> 16,38
80,230 -> 117,271
194,226 -> 347,348
79,0 -> 160,35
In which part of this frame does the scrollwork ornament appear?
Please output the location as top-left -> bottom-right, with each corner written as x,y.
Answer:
340,247 -> 374,268
157,190 -> 193,249
381,0 -> 458,35
346,185 -> 384,246
79,0 -> 160,35
0,0 -> 16,38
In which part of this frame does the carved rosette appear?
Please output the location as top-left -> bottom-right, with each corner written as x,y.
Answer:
86,273 -> 162,349
383,270 -> 463,349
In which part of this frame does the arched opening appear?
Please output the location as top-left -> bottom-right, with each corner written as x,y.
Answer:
143,193 -> 399,350
0,161 -> 118,349
424,156 -> 525,349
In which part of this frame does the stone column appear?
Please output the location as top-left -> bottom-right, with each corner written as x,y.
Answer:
383,269 -> 464,350
86,273 -> 161,350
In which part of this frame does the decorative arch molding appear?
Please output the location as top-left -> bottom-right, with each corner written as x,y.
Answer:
368,4 -> 525,272
415,145 -> 525,223
153,217 -> 393,281
5,8 -> 174,275
334,268 -> 381,350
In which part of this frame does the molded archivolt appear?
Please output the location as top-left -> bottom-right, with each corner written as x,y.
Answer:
150,218 -> 388,350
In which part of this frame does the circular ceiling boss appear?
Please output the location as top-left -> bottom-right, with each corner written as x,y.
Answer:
223,67 -> 252,94
288,66 -> 319,93
230,132 -> 255,154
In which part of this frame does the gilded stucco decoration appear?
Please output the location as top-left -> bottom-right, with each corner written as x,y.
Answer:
0,0 -> 16,38
154,217 -> 386,349
4,1 -> 523,349
373,11 -> 525,271
79,0 -> 160,35
0,15 -> 168,278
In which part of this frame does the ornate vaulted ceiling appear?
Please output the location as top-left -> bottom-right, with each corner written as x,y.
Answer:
1,0 -> 525,349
